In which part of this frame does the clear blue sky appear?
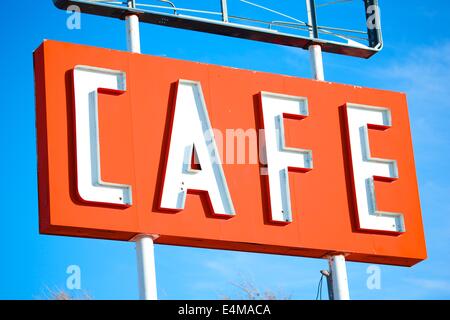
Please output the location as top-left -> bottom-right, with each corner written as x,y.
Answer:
0,0 -> 449,300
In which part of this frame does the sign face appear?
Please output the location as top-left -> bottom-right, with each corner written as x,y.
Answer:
34,40 -> 426,266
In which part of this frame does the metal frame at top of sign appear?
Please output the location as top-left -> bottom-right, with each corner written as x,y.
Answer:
54,0 -> 383,59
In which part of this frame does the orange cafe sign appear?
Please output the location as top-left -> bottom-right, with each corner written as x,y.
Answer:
34,40 -> 426,266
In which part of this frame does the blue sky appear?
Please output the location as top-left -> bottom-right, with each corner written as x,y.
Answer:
0,0 -> 449,300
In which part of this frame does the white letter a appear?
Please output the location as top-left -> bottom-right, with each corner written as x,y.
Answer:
160,80 -> 235,216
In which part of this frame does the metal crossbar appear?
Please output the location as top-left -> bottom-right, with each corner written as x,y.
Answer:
53,0 -> 383,58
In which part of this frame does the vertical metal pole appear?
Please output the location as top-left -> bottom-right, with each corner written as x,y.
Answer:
221,0 -> 229,22
135,235 -> 158,300
328,255 -> 350,300
306,0 -> 324,81
126,1 -> 141,53
308,45 -> 324,81
306,0 -> 319,39
306,0 -> 349,299
126,0 -> 158,300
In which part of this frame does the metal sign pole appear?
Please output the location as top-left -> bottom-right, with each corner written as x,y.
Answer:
306,0 -> 324,81
135,234 -> 158,300
126,0 -> 158,300
220,0 -> 229,23
328,255 -> 350,300
306,0 -> 349,300
126,14 -> 141,53
308,44 -> 324,81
